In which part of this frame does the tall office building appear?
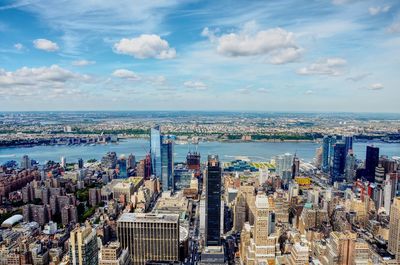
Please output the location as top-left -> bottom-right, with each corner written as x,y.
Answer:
117,213 -> 180,265
331,143 -> 346,183
127,154 -> 136,169
322,135 -> 336,173
344,150 -> 356,182
161,137 -> 174,191
291,154 -> 300,179
21,155 -> 31,169
275,153 -> 293,185
69,225 -> 98,265
344,135 -> 353,155
365,145 -> 379,182
60,156 -> 66,168
78,158 -> 84,169
118,156 -> 128,179
150,125 -> 162,178
388,197 -> 400,263
205,155 -> 222,246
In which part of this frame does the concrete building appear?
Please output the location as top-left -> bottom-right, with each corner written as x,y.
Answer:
100,241 -> 131,265
388,197 -> 400,263
69,225 -> 99,265
288,242 -> 309,265
117,213 -> 180,265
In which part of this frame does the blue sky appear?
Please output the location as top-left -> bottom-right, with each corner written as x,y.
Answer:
0,0 -> 399,112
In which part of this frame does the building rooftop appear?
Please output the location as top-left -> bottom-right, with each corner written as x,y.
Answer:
117,212 -> 180,224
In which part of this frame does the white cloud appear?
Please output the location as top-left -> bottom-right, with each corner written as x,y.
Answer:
369,83 -> 384,90
387,21 -> 400,33
269,47 -> 303,64
183,81 -> 207,90
112,69 -> 140,81
33,38 -> 59,52
214,27 -> 297,57
148,75 -> 167,86
0,65 -> 90,97
236,88 -> 251,94
305,90 -> 314,95
297,58 -> 347,76
368,5 -> 390,16
14,43 -> 24,50
113,34 -> 176,59
257,88 -> 269,93
72,59 -> 96,66
346,73 -> 371,82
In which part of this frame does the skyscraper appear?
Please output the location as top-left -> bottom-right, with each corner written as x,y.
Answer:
344,150 -> 356,182
118,156 -> 127,179
78,158 -> 84,169
161,137 -> 174,191
344,135 -> 353,155
127,154 -> 136,169
205,155 -> 222,246
365,146 -> 379,182
69,225 -> 98,265
117,213 -> 180,264
150,125 -> 162,178
21,155 -> 31,169
331,143 -> 346,183
388,197 -> 400,263
322,135 -> 336,173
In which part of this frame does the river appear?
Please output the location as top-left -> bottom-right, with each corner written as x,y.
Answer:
0,139 -> 399,165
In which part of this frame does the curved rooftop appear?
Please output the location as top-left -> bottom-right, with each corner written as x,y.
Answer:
1,214 -> 23,228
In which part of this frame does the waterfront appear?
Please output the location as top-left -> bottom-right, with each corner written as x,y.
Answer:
0,138 -> 399,165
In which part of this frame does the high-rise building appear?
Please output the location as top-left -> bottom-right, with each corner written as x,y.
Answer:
344,135 -> 353,155
275,153 -> 293,185
315,146 -> 323,169
344,150 -> 356,182
127,154 -> 136,169
331,143 -> 346,183
388,197 -> 400,263
161,137 -> 174,191
205,155 -> 222,246
21,155 -> 31,169
365,146 -> 379,182
186,152 -> 200,171
150,125 -> 162,178
60,156 -> 66,168
292,155 -> 300,179
322,135 -> 336,173
78,158 -> 84,169
117,213 -> 180,264
99,241 -> 131,265
118,156 -> 128,179
69,225 -> 98,265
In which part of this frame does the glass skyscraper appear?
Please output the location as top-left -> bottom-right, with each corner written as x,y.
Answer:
206,155 -> 222,246
365,145 -> 379,182
150,125 -> 162,178
331,143 -> 346,183
322,135 -> 336,173
161,137 -> 174,191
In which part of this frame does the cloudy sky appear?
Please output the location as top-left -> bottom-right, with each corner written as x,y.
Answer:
0,0 -> 399,112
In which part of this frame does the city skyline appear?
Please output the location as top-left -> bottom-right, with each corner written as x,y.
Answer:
0,0 -> 400,112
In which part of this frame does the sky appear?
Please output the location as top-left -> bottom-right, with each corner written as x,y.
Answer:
0,0 -> 399,112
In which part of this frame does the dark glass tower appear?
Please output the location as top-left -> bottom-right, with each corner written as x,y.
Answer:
331,143 -> 346,183
206,155 -> 222,246
344,135 -> 353,155
365,146 -> 379,182
322,135 -> 336,173
161,137 -> 174,191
